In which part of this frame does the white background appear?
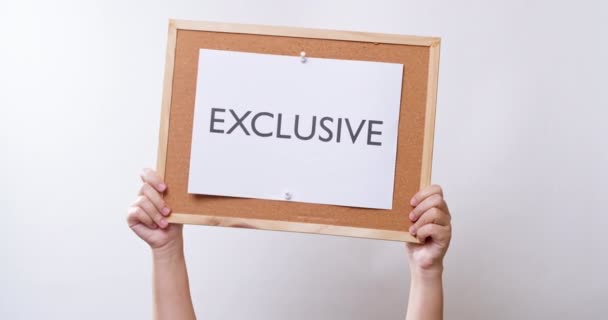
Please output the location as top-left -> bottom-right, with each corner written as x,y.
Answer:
0,1 -> 606,319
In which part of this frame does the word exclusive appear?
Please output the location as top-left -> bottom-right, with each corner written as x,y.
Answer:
209,108 -> 384,146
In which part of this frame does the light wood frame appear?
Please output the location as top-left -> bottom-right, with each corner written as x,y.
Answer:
157,20 -> 440,242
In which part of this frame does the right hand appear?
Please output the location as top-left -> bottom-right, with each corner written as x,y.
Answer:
127,168 -> 183,251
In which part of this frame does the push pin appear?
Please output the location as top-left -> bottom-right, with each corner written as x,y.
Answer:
300,51 -> 307,63
284,192 -> 292,200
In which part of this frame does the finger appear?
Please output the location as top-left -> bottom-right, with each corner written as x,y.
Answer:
140,168 -> 166,193
139,183 -> 171,216
410,207 -> 450,235
410,184 -> 443,206
127,206 -> 157,230
130,223 -> 156,241
409,193 -> 447,221
413,224 -> 451,245
135,195 -> 168,229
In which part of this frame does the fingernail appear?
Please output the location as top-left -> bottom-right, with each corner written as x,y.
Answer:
162,207 -> 171,216
160,218 -> 168,228
158,183 -> 167,192
410,197 -> 416,206
409,212 -> 416,221
409,226 -> 417,235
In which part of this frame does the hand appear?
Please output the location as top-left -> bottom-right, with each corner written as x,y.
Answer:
406,185 -> 452,274
126,168 -> 183,252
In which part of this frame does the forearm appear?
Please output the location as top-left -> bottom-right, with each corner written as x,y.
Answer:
152,242 -> 196,320
406,266 -> 443,320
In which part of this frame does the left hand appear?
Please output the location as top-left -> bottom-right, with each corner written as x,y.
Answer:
127,168 -> 183,252
406,184 -> 452,273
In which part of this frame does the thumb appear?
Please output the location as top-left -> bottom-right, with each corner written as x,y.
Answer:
414,224 -> 450,245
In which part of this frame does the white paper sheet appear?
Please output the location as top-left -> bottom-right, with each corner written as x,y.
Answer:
188,49 -> 403,209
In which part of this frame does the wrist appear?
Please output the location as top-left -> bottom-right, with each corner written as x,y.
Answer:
410,263 -> 444,281
152,239 -> 184,261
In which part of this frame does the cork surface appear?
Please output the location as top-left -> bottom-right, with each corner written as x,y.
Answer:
163,29 -> 430,232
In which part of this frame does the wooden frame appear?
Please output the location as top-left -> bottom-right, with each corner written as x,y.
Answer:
157,20 -> 440,242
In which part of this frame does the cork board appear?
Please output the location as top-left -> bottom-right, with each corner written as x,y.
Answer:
158,20 -> 441,242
